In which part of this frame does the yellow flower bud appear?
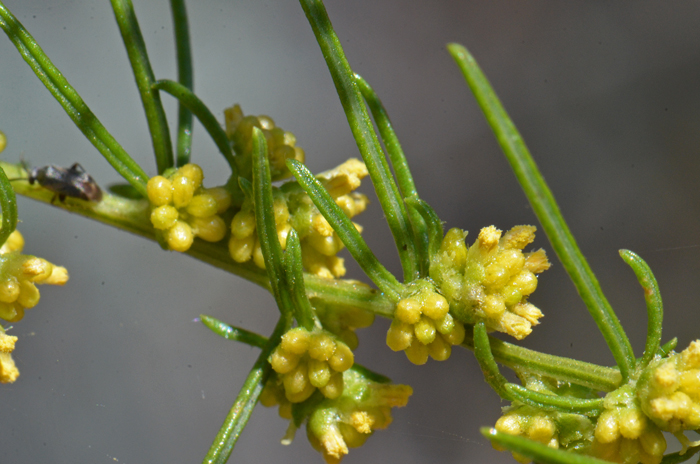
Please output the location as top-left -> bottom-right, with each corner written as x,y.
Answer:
404,340 -> 429,365
190,216 -> 226,242
230,210 -> 256,239
177,163 -> 203,190
186,193 -> 218,218
414,316 -> 436,345
328,341 -> 354,372
421,293 -> 449,320
318,371 -> 344,399
146,176 -> 173,206
428,335 -> 451,361
1,230 -> 24,253
595,410 -> 620,444
171,175 -> 196,208
270,348 -> 300,374
308,333 -> 336,361
280,327 -> 311,355
207,187 -> 232,214
395,297 -> 421,324
228,235 -> 254,263
17,281 -> 40,308
150,205 -> 179,230
166,221 -> 194,252
386,320 -> 413,352
0,278 -> 19,303
308,359 -> 332,388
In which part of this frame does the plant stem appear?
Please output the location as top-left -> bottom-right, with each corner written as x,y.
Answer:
111,0 -> 174,174
0,165 -> 17,247
299,0 -> 420,283
448,43 -> 636,382
169,0 -> 194,167
0,2 -> 149,196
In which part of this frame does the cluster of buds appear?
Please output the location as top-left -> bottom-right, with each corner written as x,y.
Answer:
0,325 -> 18,383
147,164 -> 231,252
268,327 -> 355,403
260,368 -> 412,464
229,158 -> 369,279
637,340 -> 700,434
313,300 -> 375,351
305,369 -> 412,463
495,406 -> 562,463
430,225 -> 550,340
0,230 -> 69,323
385,280 -> 465,365
224,104 -> 305,181
591,385 -> 666,464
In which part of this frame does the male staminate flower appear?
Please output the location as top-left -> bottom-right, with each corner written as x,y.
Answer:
147,164 -> 231,252
0,325 -> 19,383
590,385 -> 666,464
261,366 -> 412,464
0,229 -> 69,323
268,327 -> 355,402
224,104 -> 305,181
430,225 -> 550,340
637,340 -> 700,436
229,158 -> 369,278
385,279 -> 465,365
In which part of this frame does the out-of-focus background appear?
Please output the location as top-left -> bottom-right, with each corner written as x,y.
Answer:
1,1 -> 700,463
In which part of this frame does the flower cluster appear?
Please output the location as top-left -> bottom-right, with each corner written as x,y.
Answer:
0,230 -> 69,323
0,325 -> 18,384
591,385 -> 667,464
637,340 -> 700,434
224,104 -> 305,181
147,164 -> 231,252
260,367 -> 412,464
493,376 -> 599,463
385,280 -> 465,365
430,225 -> 550,340
229,158 -> 369,278
269,327 -> 355,402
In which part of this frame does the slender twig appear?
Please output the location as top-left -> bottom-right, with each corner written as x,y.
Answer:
200,314 -> 268,349
153,79 -> 238,174
0,166 -> 17,247
619,249 -> 663,369
284,230 -> 319,330
111,0 -> 174,173
288,159 -> 402,300
299,0 -> 420,282
504,384 -> 604,416
0,3 -> 148,195
472,322 -> 511,399
169,0 -> 194,166
447,43 -> 636,382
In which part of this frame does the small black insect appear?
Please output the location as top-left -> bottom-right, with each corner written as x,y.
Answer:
26,163 -> 103,203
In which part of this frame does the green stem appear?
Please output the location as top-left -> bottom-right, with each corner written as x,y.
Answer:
284,230 -> 319,330
299,0 -> 420,283
473,322 -> 511,399
200,315 -> 268,349
354,73 -> 430,273
287,159 -> 402,301
462,328 -> 621,392
0,3 -> 148,196
482,428 -> 611,464
619,249 -> 663,369
202,316 -> 289,464
152,79 -> 238,175
504,383 -> 604,416
0,166 -> 17,247
169,0 -> 194,167
404,196 -> 444,261
448,43 -> 636,382
111,0 -> 174,174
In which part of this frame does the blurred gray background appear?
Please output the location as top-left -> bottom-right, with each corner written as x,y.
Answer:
1,1 -> 700,463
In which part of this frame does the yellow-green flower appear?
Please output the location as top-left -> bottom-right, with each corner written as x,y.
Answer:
0,230 -> 69,323
147,164 -> 231,252
0,325 -> 19,383
430,225 -> 550,340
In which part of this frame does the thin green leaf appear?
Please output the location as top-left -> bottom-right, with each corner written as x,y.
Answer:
447,42 -> 636,381
0,167 -> 17,247
202,316 -> 289,464
658,338 -> 678,358
287,159 -> 402,301
462,329 -> 621,392
169,0 -> 194,166
200,315 -> 268,349
660,445 -> 700,464
0,3 -> 148,196
619,249 -> 663,369
404,196 -> 444,261
251,128 -> 292,317
354,73 -> 430,273
284,229 -> 318,331
473,322 -> 511,399
153,79 -> 238,175
482,428 -> 611,464
299,0 -> 420,282
111,0 -> 174,173
504,383 -> 604,416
